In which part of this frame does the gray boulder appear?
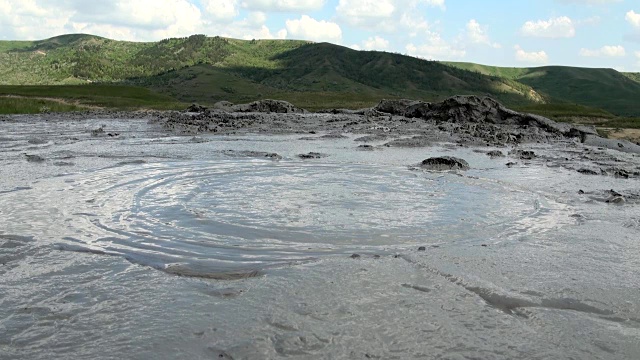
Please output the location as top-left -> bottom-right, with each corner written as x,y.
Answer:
420,156 -> 470,171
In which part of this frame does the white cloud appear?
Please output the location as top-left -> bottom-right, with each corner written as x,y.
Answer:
580,45 -> 626,57
0,0 -> 205,41
285,15 -> 342,43
405,30 -> 465,60
203,0 -> 238,21
514,45 -> 549,64
423,0 -> 446,9
627,10 -> 640,28
465,19 -> 500,48
241,0 -> 326,12
521,16 -> 576,38
362,36 -> 389,50
336,0 -> 395,27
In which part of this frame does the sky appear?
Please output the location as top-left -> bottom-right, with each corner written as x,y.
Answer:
1,0 -> 639,70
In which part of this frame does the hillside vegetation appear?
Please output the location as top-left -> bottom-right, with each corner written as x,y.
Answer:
446,62 -> 640,116
0,34 -> 639,118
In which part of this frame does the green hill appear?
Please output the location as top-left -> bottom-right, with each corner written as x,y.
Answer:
1,34 -> 639,116
446,62 -> 640,116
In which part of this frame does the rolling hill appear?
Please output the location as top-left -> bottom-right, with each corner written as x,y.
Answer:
445,62 -> 640,116
1,34 -> 639,116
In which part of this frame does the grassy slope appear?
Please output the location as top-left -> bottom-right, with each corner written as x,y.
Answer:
623,72 -> 640,84
446,62 -> 640,116
0,34 -> 639,117
0,85 -> 185,110
0,34 -> 546,111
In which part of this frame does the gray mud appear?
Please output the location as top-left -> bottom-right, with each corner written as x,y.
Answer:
1,96 -> 639,359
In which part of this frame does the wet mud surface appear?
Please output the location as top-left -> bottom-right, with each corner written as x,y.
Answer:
1,98 -> 640,359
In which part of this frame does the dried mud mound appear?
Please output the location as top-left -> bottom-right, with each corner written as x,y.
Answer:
213,99 -> 307,114
160,95 -> 637,151
374,96 -> 597,138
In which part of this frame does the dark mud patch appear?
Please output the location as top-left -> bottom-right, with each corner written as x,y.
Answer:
220,150 -> 282,160
354,134 -> 389,142
419,156 -> 470,171
384,136 -> 432,148
298,152 -> 328,159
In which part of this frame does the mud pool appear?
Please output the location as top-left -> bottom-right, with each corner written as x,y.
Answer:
1,116 -> 640,359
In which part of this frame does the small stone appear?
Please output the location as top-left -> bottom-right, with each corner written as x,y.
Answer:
25,154 -> 45,163
486,150 -> 504,158
577,168 -> 598,175
606,196 -> 625,204
417,246 -> 427,251
350,254 -> 361,259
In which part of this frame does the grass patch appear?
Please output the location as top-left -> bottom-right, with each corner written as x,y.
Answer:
0,85 -> 185,111
596,117 -> 640,129
0,97 -> 81,114
514,103 -> 615,120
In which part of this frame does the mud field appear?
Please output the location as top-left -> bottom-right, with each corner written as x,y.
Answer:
1,96 -> 640,359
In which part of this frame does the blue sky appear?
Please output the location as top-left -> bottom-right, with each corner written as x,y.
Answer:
1,0 -> 639,70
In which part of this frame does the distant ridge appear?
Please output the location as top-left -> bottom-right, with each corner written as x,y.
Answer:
1,34 -> 639,116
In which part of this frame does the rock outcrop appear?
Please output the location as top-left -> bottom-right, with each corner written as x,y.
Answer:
420,156 -> 470,171
374,95 -> 598,139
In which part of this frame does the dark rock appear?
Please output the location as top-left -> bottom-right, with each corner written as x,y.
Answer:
417,246 -> 426,251
384,136 -> 431,148
357,144 -> 374,150
420,156 -> 470,171
614,169 -> 630,178
373,99 -> 421,116
577,168 -> 599,175
320,133 -> 348,139
350,254 -> 361,259
510,149 -> 536,160
298,152 -> 327,159
506,162 -> 518,167
90,127 -> 105,137
354,134 -> 388,142
486,150 -> 505,158
186,104 -> 208,113
230,99 -> 306,114
25,154 -> 45,163
606,196 -> 625,204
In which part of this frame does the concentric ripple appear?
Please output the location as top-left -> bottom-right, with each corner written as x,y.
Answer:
0,160 -> 568,279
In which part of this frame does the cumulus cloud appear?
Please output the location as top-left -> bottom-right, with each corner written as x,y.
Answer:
203,0 -> 238,21
627,10 -> 640,28
405,30 -> 465,60
285,15 -> 342,43
521,16 -> 576,38
580,45 -> 626,57
336,0 -> 395,27
336,0 -> 443,31
241,0 -> 326,12
514,45 -> 549,64
0,0 -> 205,41
465,19 -> 500,48
362,36 -> 390,50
